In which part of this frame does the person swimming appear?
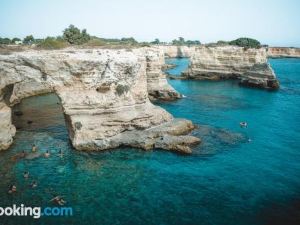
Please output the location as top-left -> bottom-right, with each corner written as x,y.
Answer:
240,122 -> 248,128
50,196 -> 66,206
21,150 -> 26,157
23,171 -> 29,179
58,149 -> 63,158
30,181 -> 37,188
8,184 -> 17,194
44,150 -> 50,158
32,144 -> 37,152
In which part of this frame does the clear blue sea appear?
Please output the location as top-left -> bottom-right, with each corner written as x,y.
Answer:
0,58 -> 299,225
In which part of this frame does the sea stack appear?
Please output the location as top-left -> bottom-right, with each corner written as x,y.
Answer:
183,46 -> 279,90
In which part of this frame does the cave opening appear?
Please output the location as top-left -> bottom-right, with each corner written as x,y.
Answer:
12,93 -> 69,142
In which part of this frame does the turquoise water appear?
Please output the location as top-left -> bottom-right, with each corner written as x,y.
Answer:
0,58 -> 300,225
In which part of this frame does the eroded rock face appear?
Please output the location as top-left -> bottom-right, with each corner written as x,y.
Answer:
267,47 -> 300,58
158,45 -> 196,58
0,102 -> 16,150
0,48 -> 199,153
184,46 -> 279,89
145,47 -> 181,101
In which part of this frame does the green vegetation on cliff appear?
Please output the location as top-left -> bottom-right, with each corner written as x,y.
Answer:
63,25 -> 90,45
172,37 -> 201,46
229,38 -> 261,48
37,37 -> 68,49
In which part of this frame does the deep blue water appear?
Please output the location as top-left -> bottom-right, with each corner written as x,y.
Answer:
0,58 -> 300,225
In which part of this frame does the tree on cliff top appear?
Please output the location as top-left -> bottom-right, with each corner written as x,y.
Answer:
229,38 -> 261,48
63,25 -> 90,45
172,37 -> 201,46
151,38 -> 160,44
0,37 -> 11,44
23,35 -> 35,45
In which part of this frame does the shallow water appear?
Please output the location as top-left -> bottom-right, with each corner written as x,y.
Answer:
1,58 -> 300,225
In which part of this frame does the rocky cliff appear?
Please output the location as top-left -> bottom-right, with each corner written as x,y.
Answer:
158,45 -> 195,58
267,47 -> 300,58
145,47 -> 181,101
184,46 -> 279,89
0,48 -> 199,153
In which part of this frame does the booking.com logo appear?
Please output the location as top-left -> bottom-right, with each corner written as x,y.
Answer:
0,204 -> 73,219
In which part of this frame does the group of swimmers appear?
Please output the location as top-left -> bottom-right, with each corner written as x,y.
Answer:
8,144 -> 66,205
14,144 -> 64,159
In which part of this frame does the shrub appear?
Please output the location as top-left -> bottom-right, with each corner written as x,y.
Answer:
23,35 -> 35,45
37,37 -> 68,49
11,38 -> 21,44
74,121 -> 82,130
151,38 -> 160,44
216,40 -> 228,45
63,25 -> 90,45
0,37 -> 11,44
85,38 -> 106,46
172,37 -> 201,46
229,38 -> 261,48
115,84 -> 130,96
120,37 -> 138,45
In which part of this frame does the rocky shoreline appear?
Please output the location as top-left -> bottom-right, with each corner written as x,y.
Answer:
0,48 -> 199,154
267,47 -> 300,58
0,44 -> 285,154
161,45 -> 279,90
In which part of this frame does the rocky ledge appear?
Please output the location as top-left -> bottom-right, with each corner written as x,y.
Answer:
0,48 -> 199,153
145,47 -> 182,101
267,47 -> 300,58
183,46 -> 279,90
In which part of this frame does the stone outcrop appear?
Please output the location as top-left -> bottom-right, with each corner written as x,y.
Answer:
184,46 -> 279,89
145,47 -> 181,101
267,47 -> 300,58
0,48 -> 199,153
158,45 -> 196,58
0,102 -> 16,150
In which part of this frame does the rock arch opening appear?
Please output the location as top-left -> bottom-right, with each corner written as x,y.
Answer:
12,93 -> 70,143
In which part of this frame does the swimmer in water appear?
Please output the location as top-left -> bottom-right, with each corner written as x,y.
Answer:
58,149 -> 63,158
50,196 -> 66,206
240,122 -> 248,128
23,171 -> 29,179
8,185 -> 17,194
44,150 -> 50,158
32,144 -> 37,152
21,150 -> 26,158
30,181 -> 37,188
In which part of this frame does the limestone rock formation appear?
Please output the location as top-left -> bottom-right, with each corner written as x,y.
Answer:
0,102 -> 16,150
145,47 -> 181,101
158,45 -> 195,58
267,47 -> 300,58
184,46 -> 279,89
0,48 -> 199,153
